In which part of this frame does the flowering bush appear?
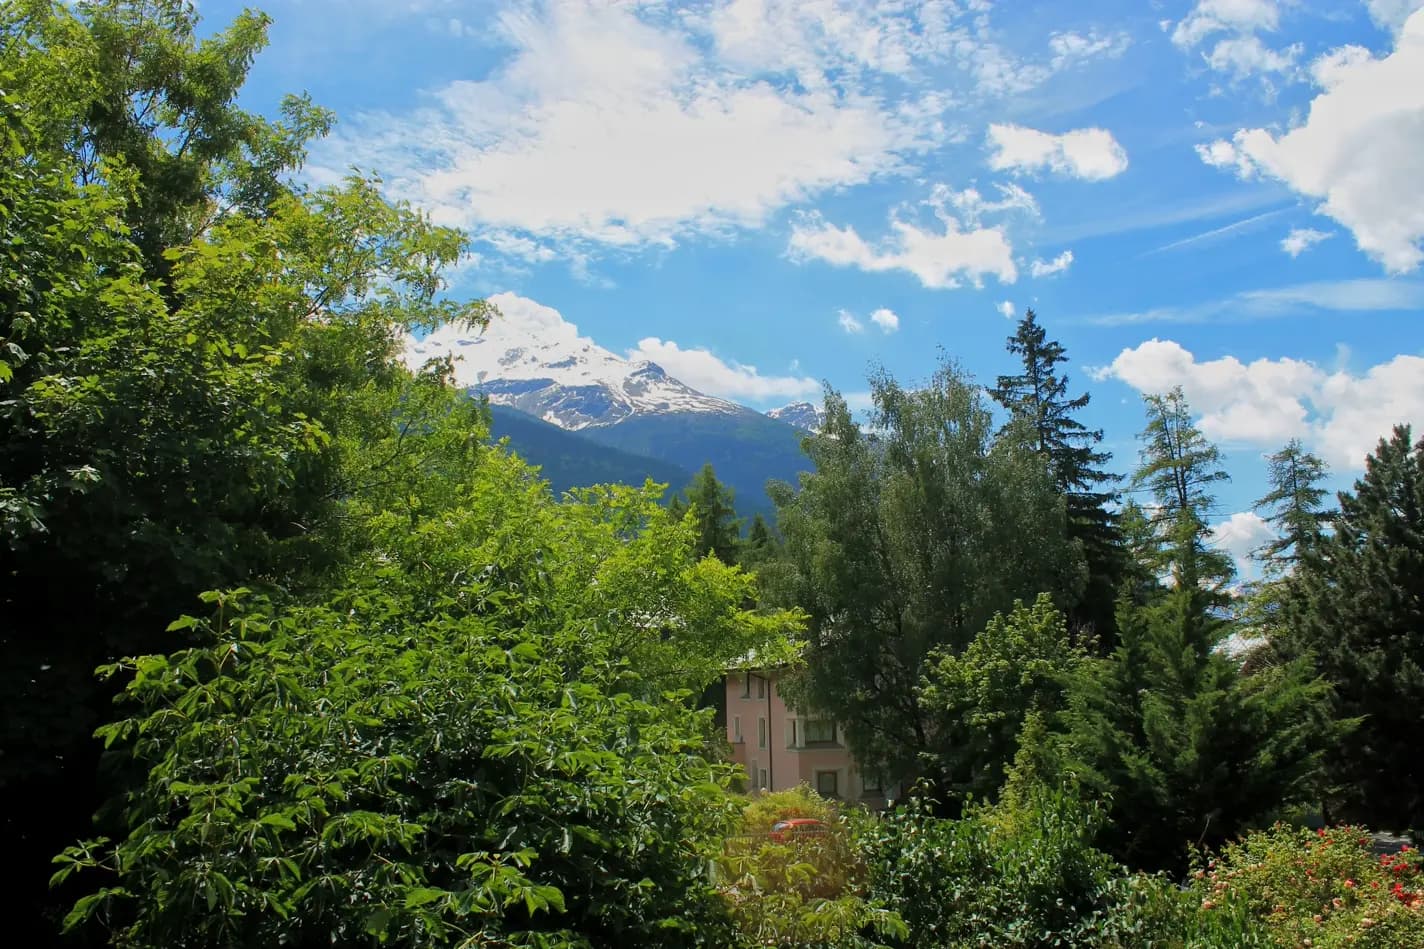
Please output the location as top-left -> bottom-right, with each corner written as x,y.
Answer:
1190,824 -> 1424,947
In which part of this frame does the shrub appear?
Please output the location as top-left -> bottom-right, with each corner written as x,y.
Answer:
718,787 -> 904,948
1190,824 -> 1424,947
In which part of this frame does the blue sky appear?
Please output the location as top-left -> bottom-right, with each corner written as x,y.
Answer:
205,0 -> 1424,576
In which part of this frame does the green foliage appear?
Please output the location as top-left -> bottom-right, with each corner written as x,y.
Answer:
918,595 -> 1088,806
1189,824 -> 1424,947
768,361 -> 1084,788
51,468 -> 802,946
990,309 -> 1123,644
1279,426 -> 1424,830
719,788 -> 905,948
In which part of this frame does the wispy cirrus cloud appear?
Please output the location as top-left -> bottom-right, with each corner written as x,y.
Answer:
1085,279 -> 1424,326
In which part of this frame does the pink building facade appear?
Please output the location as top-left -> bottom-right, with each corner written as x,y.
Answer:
724,667 -> 894,808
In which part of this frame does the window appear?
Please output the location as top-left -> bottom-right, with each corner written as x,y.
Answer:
741,672 -> 751,698
733,716 -> 742,742
756,676 -> 765,699
758,717 -> 767,749
786,718 -> 798,748
759,769 -> 768,789
815,770 -> 838,798
804,719 -> 837,744
862,772 -> 883,795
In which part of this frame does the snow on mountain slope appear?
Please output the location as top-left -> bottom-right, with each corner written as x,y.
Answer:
766,401 -> 824,432
404,292 -> 744,430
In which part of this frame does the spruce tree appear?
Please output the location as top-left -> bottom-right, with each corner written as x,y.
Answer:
1253,439 -> 1333,575
741,512 -> 775,564
683,463 -> 742,564
1131,387 -> 1235,598
1061,396 -> 1336,871
991,309 -> 1122,643
1280,425 -> 1424,830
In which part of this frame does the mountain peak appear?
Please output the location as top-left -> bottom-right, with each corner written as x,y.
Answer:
404,292 -> 744,430
766,400 -> 824,432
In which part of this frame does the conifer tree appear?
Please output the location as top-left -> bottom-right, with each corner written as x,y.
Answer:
1253,439 -> 1333,575
1131,387 -> 1235,598
683,463 -> 742,564
1061,396 -> 1336,871
741,512 -> 775,564
1280,425 -> 1424,830
991,309 -> 1122,642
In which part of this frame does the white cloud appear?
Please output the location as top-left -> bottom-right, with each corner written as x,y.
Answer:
316,0 -> 953,254
1172,0 -> 1299,82
1203,35 -> 1301,79
1172,0 -> 1281,49
1095,338 -> 1424,468
837,310 -> 865,334
627,337 -> 819,402
1088,278 -> 1424,325
1030,249 -> 1074,278
1280,227 -> 1333,257
1367,0 -> 1424,34
1197,11 -> 1424,272
870,307 -> 900,333
1210,511 -> 1275,579
1048,30 -> 1133,70
997,300 -> 1017,319
986,124 -> 1129,180
788,184 -> 1032,289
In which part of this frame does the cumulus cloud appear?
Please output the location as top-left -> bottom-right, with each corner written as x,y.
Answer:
1367,0 -> 1424,34
997,300 -> 1017,319
788,184 -> 1033,289
627,337 -> 820,401
986,124 -> 1129,180
1197,12 -> 1424,272
870,307 -> 900,333
1210,511 -> 1275,579
1030,250 -> 1074,278
837,310 -> 865,334
1280,228 -> 1333,257
1094,338 -> 1424,469
1171,0 -> 1300,83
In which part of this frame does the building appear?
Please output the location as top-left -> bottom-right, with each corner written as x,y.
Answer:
723,666 -> 894,808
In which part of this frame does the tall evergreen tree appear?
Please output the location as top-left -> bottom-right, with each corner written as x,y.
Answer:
768,362 -> 1084,791
683,463 -> 741,564
1280,425 -> 1424,831
1253,439 -> 1333,575
1131,387 -> 1235,598
990,310 -> 1122,643
1062,400 -> 1337,871
741,512 -> 775,565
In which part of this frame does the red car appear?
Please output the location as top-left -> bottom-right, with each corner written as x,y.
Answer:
768,818 -> 828,842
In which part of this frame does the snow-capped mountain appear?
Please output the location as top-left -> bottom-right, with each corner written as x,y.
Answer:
766,401 -> 824,432
404,293 -> 743,431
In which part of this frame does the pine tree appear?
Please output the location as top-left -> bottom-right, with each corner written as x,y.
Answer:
991,310 -> 1122,643
1253,439 -> 1333,575
741,512 -> 775,564
1280,426 -> 1424,830
683,463 -> 742,564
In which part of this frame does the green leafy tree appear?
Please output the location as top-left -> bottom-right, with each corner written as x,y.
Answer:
55,434 -> 799,947
1279,426 -> 1424,831
1,1 -> 486,936
768,362 -> 1083,791
917,595 -> 1088,804
990,310 -> 1122,644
